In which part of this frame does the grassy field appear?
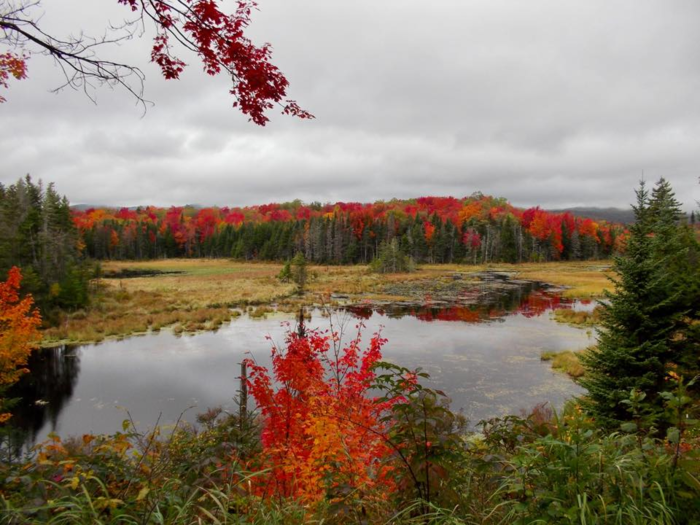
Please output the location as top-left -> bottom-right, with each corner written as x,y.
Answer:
40,259 -> 612,346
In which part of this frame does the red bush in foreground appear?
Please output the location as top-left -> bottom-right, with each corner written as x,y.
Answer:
246,325 -> 398,504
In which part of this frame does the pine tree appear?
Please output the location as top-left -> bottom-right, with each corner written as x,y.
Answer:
647,179 -> 700,389
290,252 -> 308,292
369,238 -> 415,274
278,259 -> 292,282
580,181 -> 683,427
0,176 -> 90,312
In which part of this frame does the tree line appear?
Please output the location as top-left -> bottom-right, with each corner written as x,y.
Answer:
74,194 -> 626,264
0,176 -> 91,314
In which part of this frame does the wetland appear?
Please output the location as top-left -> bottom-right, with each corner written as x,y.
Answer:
10,264 -> 603,448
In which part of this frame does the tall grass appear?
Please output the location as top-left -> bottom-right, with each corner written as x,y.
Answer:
541,350 -> 586,379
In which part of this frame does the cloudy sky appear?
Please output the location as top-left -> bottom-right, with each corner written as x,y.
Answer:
2,0 -> 699,211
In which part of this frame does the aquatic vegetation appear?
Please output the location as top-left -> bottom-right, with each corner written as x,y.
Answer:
38,260 -> 612,346
541,350 -> 586,379
553,306 -> 602,326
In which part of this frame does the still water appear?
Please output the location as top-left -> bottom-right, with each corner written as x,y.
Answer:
10,281 -> 593,447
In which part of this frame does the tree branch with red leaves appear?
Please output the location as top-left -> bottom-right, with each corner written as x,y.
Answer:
0,0 -> 312,124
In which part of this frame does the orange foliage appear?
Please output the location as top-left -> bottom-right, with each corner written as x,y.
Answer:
578,218 -> 599,241
0,267 -> 42,423
246,327 -> 397,505
458,200 -> 485,225
424,221 -> 436,244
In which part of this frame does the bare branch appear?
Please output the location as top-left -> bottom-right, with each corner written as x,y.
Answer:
1,1 -> 151,110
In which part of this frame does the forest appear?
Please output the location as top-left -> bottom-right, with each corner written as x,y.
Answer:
73,193 -> 624,264
0,177 -> 92,316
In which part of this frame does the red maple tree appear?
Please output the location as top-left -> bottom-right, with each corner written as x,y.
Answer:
0,1 -> 311,124
0,267 -> 42,423
246,324 -> 398,504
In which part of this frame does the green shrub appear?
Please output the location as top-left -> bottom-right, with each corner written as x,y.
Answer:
369,239 -> 415,274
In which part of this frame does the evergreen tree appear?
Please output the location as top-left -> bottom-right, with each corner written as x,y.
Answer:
278,259 -> 292,282
580,181 -> 684,427
369,238 -> 415,274
647,179 -> 700,390
290,252 -> 308,292
0,176 -> 91,312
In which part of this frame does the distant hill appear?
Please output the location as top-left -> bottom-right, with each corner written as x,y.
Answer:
72,203 -> 203,211
547,207 -> 636,224
72,204 -> 107,211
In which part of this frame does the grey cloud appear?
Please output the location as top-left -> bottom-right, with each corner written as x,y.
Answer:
1,0 -> 699,211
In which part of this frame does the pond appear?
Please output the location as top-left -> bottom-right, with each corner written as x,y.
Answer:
8,278 -> 594,449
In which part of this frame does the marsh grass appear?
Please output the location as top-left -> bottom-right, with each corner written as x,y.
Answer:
502,261 -> 612,298
41,285 -> 238,346
248,305 -> 274,318
553,306 -> 602,326
541,349 -> 586,379
40,259 -> 613,345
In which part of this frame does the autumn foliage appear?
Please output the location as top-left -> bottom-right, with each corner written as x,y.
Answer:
1,1 -> 310,123
0,266 -> 42,423
0,52 -> 27,103
246,325 -> 398,504
73,194 -> 625,263
116,0 -> 311,124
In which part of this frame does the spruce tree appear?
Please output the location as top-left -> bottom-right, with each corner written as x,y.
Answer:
290,252 -> 308,291
580,181 -> 683,427
648,179 -> 700,389
369,238 -> 415,274
0,176 -> 90,311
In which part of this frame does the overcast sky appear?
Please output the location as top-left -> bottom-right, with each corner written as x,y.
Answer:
1,0 -> 699,211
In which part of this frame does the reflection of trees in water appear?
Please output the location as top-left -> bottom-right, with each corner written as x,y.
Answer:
4,345 -> 81,450
347,281 -> 575,323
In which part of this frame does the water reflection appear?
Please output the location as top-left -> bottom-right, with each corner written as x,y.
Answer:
4,346 -> 81,456
349,287 -> 578,323
8,279 -> 593,448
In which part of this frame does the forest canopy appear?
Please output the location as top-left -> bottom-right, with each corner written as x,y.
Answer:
73,194 -> 626,264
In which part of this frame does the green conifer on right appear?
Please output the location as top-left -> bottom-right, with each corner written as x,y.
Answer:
580,179 -> 699,428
